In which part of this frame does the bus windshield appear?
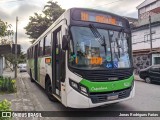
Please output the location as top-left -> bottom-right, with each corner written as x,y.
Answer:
69,26 -> 131,69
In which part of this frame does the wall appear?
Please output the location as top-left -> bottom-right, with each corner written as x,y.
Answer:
0,56 -> 3,76
2,57 -> 5,69
132,25 -> 160,50
139,0 -> 159,19
133,54 -> 150,74
133,53 -> 160,74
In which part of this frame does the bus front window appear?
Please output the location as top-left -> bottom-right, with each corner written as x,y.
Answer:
69,26 -> 131,69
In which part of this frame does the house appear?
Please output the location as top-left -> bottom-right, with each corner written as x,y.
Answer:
131,0 -> 160,73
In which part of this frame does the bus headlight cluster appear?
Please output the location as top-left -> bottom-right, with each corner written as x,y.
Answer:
69,79 -> 88,96
80,86 -> 87,93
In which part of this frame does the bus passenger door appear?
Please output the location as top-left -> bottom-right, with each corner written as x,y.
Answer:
52,27 -> 63,97
34,44 -> 38,81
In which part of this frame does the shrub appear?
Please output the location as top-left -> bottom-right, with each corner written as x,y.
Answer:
0,99 -> 11,111
0,99 -> 11,120
0,76 -> 16,93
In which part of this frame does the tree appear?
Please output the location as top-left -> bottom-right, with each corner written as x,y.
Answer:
43,1 -> 65,24
25,13 -> 50,43
25,1 -> 65,43
0,19 -> 14,71
0,19 -> 14,38
0,19 -> 26,71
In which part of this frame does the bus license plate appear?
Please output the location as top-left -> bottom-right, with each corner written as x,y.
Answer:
108,95 -> 118,100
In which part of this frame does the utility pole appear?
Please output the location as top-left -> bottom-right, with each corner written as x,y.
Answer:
15,17 -> 18,78
149,15 -> 152,66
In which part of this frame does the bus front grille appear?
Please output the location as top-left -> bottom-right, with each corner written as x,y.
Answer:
86,70 -> 132,81
71,68 -> 133,81
83,69 -> 133,82
90,87 -> 131,103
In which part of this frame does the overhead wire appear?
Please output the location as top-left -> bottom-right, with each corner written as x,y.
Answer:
92,0 -> 126,8
0,0 -> 24,3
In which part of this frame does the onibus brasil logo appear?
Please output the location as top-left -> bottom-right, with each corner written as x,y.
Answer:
1,112 -> 42,118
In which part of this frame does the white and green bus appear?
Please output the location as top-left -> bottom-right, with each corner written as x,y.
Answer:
27,8 -> 135,108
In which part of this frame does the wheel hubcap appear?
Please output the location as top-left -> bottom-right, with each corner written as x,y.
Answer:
146,78 -> 151,83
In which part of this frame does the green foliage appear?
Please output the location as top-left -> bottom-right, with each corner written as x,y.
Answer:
0,99 -> 11,120
0,38 -> 26,69
0,76 -> 16,93
4,52 -> 26,65
43,1 -> 65,23
25,13 -> 50,41
25,1 -> 65,43
0,19 -> 14,38
0,39 -> 13,46
0,99 -> 11,111
17,52 -> 26,63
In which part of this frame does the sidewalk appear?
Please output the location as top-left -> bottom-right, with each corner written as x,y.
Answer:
134,74 -> 144,81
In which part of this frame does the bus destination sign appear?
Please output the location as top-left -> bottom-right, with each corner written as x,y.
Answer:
80,11 -> 123,27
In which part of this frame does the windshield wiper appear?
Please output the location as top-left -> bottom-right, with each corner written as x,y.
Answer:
89,24 -> 107,55
115,38 -> 121,58
115,28 -> 125,58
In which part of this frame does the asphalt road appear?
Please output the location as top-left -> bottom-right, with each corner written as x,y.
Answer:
15,72 -> 160,120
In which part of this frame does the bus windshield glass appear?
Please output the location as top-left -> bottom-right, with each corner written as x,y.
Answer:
69,26 -> 131,69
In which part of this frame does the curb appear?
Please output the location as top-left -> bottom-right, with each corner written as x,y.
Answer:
134,75 -> 144,82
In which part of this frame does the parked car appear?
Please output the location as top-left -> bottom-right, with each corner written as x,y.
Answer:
19,63 -> 27,72
139,65 -> 160,83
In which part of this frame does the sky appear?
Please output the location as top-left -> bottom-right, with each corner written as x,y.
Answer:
0,0 -> 145,53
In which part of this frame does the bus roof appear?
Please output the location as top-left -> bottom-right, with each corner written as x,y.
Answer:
28,8 -> 129,50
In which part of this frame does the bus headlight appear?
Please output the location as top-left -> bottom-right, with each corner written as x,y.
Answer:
69,79 -> 88,96
70,80 -> 78,89
80,86 -> 87,93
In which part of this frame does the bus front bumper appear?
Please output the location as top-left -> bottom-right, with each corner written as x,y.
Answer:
66,82 -> 135,108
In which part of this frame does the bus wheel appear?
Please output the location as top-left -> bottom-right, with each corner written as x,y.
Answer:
30,70 -> 34,82
45,80 -> 58,102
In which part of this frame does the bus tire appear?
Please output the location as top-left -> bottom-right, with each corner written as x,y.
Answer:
45,80 -> 58,102
30,70 -> 34,82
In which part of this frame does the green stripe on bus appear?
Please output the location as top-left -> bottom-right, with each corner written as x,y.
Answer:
80,76 -> 134,93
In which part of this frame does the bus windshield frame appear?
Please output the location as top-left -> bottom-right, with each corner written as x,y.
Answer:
68,25 -> 132,70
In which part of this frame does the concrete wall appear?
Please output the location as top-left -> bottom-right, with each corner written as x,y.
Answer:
3,57 -> 5,69
133,53 -> 160,74
0,56 -> 3,76
133,54 -> 150,74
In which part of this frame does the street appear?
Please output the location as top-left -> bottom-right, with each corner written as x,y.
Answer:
10,72 -> 160,120
1,0 -> 160,120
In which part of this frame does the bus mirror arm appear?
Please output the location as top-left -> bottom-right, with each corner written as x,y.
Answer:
62,35 -> 69,50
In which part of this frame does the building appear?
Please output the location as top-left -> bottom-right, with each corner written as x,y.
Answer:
124,17 -> 138,28
132,0 -> 160,73
0,45 -> 12,75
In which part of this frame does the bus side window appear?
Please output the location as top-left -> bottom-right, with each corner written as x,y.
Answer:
44,34 -> 51,56
39,39 -> 44,56
31,47 -> 33,58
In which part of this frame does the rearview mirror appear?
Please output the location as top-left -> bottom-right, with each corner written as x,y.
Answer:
62,35 -> 69,50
